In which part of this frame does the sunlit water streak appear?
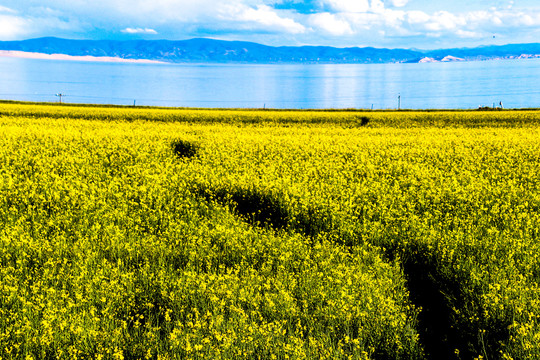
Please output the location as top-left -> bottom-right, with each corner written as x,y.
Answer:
1,56 -> 539,109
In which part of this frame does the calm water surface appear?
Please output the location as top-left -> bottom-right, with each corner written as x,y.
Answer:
1,56 -> 540,109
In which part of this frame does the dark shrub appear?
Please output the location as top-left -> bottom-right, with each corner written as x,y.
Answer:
171,139 -> 198,159
360,116 -> 370,126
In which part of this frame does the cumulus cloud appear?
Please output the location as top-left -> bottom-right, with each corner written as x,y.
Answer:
455,29 -> 482,38
0,14 -> 29,39
413,9 -> 540,37
388,0 -> 408,7
0,5 -> 81,40
224,4 -> 306,33
424,11 -> 465,31
310,12 -> 353,35
406,10 -> 430,24
2,0 -> 540,48
121,27 -> 158,34
325,0 -> 370,13
38,0 -> 308,36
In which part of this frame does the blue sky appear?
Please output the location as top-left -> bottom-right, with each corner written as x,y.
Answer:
1,0 -> 539,49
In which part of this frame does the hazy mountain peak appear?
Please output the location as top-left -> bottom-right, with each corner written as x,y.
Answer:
0,37 -> 538,64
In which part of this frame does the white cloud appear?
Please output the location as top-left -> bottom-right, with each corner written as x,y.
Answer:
6,0 -> 308,37
370,0 -> 385,13
0,14 -> 29,39
121,27 -> 158,34
2,0 -> 540,48
310,12 -> 354,35
0,5 -> 17,13
221,4 -> 306,34
393,8 -> 540,44
0,5 -> 80,40
388,0 -> 408,7
406,10 -> 430,24
325,0 -> 370,13
427,11 -> 465,31
296,0 -> 540,46
455,29 -> 482,38
239,5 -> 306,33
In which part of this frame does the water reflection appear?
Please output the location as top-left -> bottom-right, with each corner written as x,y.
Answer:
0,56 -> 539,109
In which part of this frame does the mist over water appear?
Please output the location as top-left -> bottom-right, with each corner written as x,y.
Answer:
1,56 -> 539,109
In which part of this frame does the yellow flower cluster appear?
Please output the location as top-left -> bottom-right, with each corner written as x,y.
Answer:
0,103 -> 540,359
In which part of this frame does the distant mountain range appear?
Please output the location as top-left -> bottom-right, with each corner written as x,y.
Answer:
1,37 -> 540,64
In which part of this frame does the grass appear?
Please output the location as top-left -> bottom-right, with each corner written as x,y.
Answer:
1,103 -> 540,359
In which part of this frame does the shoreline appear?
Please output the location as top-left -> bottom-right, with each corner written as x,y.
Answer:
1,49 -> 539,65
0,50 -> 166,64
0,99 -> 536,112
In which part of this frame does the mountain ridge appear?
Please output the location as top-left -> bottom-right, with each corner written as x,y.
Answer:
0,37 -> 539,64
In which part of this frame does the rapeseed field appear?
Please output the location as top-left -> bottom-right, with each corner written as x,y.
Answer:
0,103 -> 539,359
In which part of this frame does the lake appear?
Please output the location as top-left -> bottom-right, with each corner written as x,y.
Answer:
1,56 -> 540,109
